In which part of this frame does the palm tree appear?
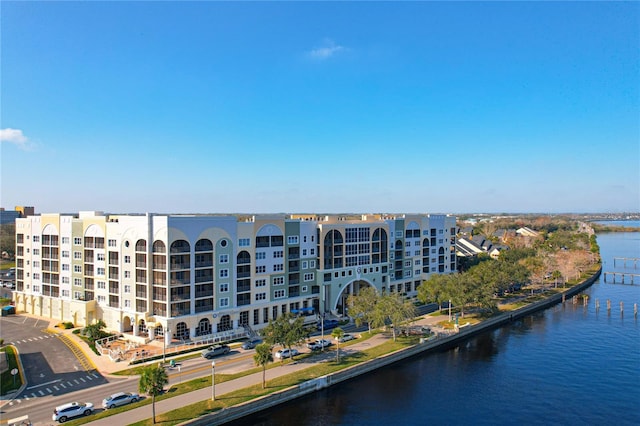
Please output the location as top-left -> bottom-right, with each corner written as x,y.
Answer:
331,327 -> 344,362
253,343 -> 273,389
138,363 -> 168,424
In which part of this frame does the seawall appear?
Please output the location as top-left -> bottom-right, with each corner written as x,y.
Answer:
181,268 -> 601,426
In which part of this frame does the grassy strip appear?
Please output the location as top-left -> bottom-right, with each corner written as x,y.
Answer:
0,346 -> 22,395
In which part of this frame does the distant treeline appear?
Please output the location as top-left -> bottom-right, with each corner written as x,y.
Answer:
591,224 -> 640,233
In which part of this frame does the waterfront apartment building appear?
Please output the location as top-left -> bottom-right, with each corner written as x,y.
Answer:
13,212 -> 456,344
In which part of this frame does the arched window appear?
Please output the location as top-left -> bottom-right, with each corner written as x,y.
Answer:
237,250 -> 251,265
195,239 -> 213,252
170,240 -> 190,254
323,230 -> 344,269
136,239 -> 147,252
152,241 -> 166,253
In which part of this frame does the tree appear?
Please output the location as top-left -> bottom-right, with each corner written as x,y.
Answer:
138,363 -> 168,424
82,320 -> 107,342
346,286 -> 378,333
331,327 -> 344,362
370,293 -> 416,341
261,313 -> 308,362
253,343 -> 273,389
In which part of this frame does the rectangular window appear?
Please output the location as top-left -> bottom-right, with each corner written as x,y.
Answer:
33,249 -> 40,255
415,269 -> 421,276
108,239 -> 116,247
287,236 -> 299,244
273,277 -> 284,286
62,237 -> 70,244
274,251 -> 283,258
97,253 -> 105,261
219,269 -> 229,278
97,267 -> 105,276
74,251 -> 82,260
124,271 -> 131,278
33,235 -> 40,242
256,252 -> 266,260
97,295 -> 106,303
74,278 -> 82,286
256,293 -> 266,301
302,261 -> 308,269
404,260 -> 412,268
404,270 -> 412,277
310,260 -> 316,268
255,279 -> 266,287
239,238 -> 250,247
74,237 -> 82,245
97,281 -> 106,289
219,297 -> 229,307
62,250 -> 70,258
74,265 -> 82,273
302,286 -> 308,292
219,254 -> 229,264
124,255 -> 131,263
62,289 -> 70,297
304,272 -> 314,281
124,285 -> 131,293
62,264 -> 70,271
302,249 -> 307,256
62,277 -> 70,284
273,264 -> 283,272
274,289 -> 285,299
219,283 -> 229,292
256,265 -> 266,274
310,248 -> 315,255
124,300 -> 131,308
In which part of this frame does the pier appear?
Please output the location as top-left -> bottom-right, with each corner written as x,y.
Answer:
603,271 -> 640,285
613,257 -> 640,268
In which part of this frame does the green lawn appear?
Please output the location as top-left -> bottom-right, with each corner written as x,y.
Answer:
0,346 -> 22,395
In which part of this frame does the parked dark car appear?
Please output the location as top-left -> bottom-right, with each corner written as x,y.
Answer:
317,319 -> 340,330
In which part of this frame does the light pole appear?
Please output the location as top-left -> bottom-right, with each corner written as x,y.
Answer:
211,361 -> 216,401
162,328 -> 170,363
321,313 -> 325,352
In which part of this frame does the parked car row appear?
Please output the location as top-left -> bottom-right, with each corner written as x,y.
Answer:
52,392 -> 140,423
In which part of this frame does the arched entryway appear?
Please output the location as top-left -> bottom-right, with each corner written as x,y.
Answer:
175,322 -> 189,340
138,319 -> 148,336
334,279 -> 375,316
217,314 -> 232,332
122,316 -> 133,333
197,318 -> 212,336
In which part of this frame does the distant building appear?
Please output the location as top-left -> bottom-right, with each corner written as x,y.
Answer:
13,211 -> 457,344
0,209 -> 20,225
0,206 -> 35,224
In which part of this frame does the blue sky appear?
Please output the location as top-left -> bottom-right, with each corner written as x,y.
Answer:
1,1 -> 638,215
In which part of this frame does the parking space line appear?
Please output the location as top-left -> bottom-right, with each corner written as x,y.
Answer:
38,390 -> 44,396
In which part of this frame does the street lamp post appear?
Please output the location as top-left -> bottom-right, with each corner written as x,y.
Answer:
321,313 -> 325,352
162,328 -> 170,363
211,361 -> 216,401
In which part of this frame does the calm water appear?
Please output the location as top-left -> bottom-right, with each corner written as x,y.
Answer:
232,225 -> 640,426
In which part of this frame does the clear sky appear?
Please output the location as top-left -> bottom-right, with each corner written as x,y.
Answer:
1,1 -> 638,215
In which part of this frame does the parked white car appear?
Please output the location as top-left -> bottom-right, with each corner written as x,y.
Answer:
275,348 -> 299,358
336,333 -> 356,343
52,402 -> 94,423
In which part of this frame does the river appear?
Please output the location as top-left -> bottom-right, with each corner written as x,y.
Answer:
230,222 -> 640,426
